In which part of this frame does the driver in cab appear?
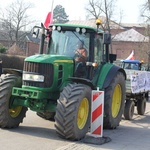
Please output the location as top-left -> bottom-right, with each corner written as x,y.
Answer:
75,40 -> 87,62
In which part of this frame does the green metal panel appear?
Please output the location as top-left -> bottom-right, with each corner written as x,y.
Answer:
13,87 -> 50,99
12,87 -> 58,112
25,54 -> 73,63
96,63 -> 113,89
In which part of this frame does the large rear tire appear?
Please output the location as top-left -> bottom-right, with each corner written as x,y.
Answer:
0,74 -> 27,128
124,100 -> 135,120
55,83 -> 91,141
104,72 -> 126,129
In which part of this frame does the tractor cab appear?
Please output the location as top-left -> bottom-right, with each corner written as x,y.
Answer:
121,60 -> 145,71
48,24 -> 103,79
35,23 -> 113,81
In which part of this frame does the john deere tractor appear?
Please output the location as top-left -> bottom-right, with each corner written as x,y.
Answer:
0,20 -> 126,140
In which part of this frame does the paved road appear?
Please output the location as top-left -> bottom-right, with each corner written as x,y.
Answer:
1,101 -> 150,150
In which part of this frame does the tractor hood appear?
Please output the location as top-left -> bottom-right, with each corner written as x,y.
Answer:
23,54 -> 74,92
25,54 -> 74,64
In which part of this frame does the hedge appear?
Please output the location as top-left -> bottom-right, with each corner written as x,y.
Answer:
0,54 -> 26,70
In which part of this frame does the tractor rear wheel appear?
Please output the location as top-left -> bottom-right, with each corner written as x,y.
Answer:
0,74 -> 27,128
55,83 -> 91,141
104,72 -> 125,129
137,98 -> 146,115
124,100 -> 135,120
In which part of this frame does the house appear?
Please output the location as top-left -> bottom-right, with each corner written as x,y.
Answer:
112,28 -> 149,62
7,43 -> 26,56
0,29 -> 43,56
25,32 -> 41,56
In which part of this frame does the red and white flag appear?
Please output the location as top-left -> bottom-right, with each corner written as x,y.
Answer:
44,0 -> 54,28
125,50 -> 134,60
44,12 -> 53,28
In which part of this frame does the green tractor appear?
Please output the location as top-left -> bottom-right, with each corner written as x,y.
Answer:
0,20 -> 126,140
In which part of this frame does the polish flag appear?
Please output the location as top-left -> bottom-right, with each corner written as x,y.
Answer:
125,50 -> 134,60
44,12 -> 53,28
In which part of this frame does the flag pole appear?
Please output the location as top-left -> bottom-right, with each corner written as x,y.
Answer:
51,0 -> 54,12
50,0 -> 54,24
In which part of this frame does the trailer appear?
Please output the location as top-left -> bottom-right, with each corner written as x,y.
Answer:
121,60 -> 150,120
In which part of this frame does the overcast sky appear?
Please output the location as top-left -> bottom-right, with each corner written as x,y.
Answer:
0,0 -> 146,24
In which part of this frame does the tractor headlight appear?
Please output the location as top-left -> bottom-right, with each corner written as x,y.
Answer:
23,74 -> 44,82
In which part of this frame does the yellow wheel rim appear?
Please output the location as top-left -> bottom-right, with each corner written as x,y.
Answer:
112,84 -> 122,118
77,98 -> 89,129
9,106 -> 22,118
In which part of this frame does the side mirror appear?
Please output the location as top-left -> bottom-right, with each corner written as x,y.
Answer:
103,33 -> 111,44
109,54 -> 117,63
32,28 -> 40,38
32,26 -> 40,38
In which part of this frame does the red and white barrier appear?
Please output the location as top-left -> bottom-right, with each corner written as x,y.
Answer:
90,90 -> 104,137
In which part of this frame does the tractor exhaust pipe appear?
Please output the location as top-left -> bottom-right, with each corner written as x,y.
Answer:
39,23 -> 46,54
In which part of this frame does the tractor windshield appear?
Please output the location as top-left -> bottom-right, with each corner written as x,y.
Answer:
47,30 -> 90,59
122,62 -> 140,70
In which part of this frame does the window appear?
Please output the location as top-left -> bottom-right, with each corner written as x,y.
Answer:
48,30 -> 90,59
94,34 -> 103,63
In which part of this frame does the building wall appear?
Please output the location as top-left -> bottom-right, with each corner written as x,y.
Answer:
26,42 -> 47,56
112,41 -> 149,62
111,29 -> 126,36
26,42 -> 39,56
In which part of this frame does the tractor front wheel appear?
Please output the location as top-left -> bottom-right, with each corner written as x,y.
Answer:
55,83 -> 91,141
0,74 -> 27,128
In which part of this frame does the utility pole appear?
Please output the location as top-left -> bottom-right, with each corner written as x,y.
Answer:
147,24 -> 150,71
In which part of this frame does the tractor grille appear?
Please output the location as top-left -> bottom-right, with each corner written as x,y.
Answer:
57,65 -> 63,87
23,62 -> 54,88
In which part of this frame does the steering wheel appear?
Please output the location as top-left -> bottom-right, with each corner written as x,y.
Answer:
74,49 -> 87,61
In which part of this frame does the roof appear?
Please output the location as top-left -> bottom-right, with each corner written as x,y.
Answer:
26,32 -> 40,44
112,28 -> 149,42
7,43 -> 26,56
120,23 -> 147,28
65,20 -> 97,28
121,60 -> 141,64
65,17 -> 124,30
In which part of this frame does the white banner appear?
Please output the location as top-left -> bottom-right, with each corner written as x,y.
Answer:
130,72 -> 150,93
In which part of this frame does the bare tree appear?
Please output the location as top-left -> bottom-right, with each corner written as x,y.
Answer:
0,0 -> 35,46
85,0 -> 123,54
85,0 -> 117,33
141,0 -> 150,70
141,0 -> 150,21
